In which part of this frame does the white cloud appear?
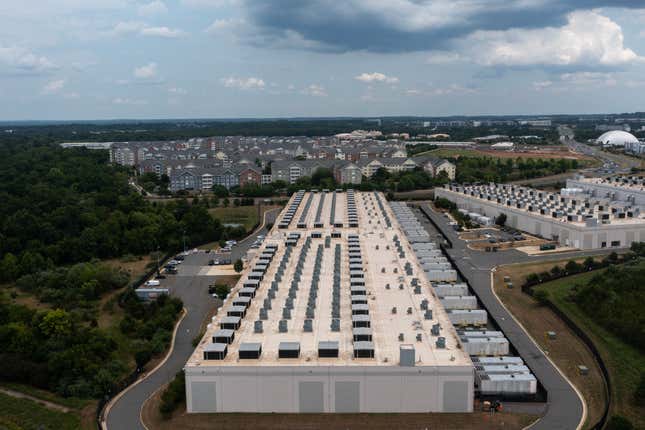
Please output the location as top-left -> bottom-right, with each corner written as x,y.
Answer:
221,76 -> 265,90
138,1 -> 168,16
355,72 -> 399,84
560,72 -> 616,86
532,80 -> 553,91
181,0 -> 236,7
469,11 -> 641,67
141,26 -> 183,38
42,79 -> 65,94
63,92 -> 80,99
134,62 -> 158,79
109,21 -> 183,38
301,84 -> 327,97
205,18 -> 244,34
0,45 -> 56,74
113,97 -> 148,105
425,51 -> 462,65
168,87 -> 187,95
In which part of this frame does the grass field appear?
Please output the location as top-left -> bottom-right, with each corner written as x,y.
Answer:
534,268 -> 645,428
418,147 -> 594,163
494,260 -> 608,429
208,206 -> 260,231
0,391 -> 82,430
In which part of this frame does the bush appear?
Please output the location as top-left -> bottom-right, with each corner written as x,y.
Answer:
605,415 -> 634,430
533,289 -> 549,305
160,371 -> 186,419
495,213 -> 507,227
233,259 -> 243,273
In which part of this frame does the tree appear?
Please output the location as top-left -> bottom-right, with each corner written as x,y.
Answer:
0,252 -> 19,282
495,213 -> 507,227
212,185 -> 229,198
565,260 -> 582,274
39,309 -> 72,338
233,259 -> 243,273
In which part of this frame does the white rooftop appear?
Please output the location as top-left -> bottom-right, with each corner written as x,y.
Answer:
187,191 -> 470,368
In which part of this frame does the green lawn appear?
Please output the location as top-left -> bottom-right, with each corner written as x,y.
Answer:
208,206 -> 259,231
534,268 -> 645,428
0,392 -> 81,430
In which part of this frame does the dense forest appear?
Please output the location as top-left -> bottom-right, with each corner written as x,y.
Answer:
0,140 -> 230,398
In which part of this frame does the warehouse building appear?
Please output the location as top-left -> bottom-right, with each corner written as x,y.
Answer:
435,182 -> 645,249
185,190 -> 474,413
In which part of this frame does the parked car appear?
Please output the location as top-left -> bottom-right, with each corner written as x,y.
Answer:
208,259 -> 215,266
146,279 -> 160,286
205,249 -> 211,253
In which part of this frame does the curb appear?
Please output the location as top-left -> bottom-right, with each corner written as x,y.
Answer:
101,307 -> 187,430
490,269 -> 588,430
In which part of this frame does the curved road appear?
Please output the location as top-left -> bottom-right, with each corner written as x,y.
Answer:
417,203 -> 619,430
105,208 -> 279,430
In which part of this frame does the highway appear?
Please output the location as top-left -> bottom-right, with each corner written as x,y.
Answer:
104,208 -> 279,430
416,203 -> 617,430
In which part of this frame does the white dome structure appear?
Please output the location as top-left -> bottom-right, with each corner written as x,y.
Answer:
596,130 -> 639,147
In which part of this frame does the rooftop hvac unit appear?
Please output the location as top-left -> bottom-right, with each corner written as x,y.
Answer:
278,342 -> 300,359
254,320 -> 263,333
279,320 -> 288,333
239,342 -> 262,359
318,341 -> 339,358
436,337 -> 446,349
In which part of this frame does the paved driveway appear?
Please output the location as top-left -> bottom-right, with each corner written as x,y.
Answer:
416,203 -> 611,430
105,207 -> 280,429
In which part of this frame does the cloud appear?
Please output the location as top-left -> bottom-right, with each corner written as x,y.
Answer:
205,18 -> 244,34
109,21 -> 183,38
42,79 -> 65,94
240,0 -> 645,53
0,45 -> 56,74
355,72 -> 399,84
113,97 -> 148,105
468,11 -> 642,68
134,62 -> 158,79
300,84 -> 327,96
532,80 -> 553,91
220,76 -> 265,90
181,0 -> 237,7
559,71 -> 617,86
168,87 -> 187,94
141,26 -> 183,38
138,1 -> 168,16
426,51 -> 462,65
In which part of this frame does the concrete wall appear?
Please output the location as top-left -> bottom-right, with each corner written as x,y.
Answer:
185,365 -> 474,413
435,188 -> 644,250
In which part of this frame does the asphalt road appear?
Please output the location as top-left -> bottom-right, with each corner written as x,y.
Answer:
105,208 -> 279,430
416,203 -> 619,430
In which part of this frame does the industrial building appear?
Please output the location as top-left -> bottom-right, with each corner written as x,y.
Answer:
435,182 -> 645,249
185,190 -> 476,413
566,176 -> 645,206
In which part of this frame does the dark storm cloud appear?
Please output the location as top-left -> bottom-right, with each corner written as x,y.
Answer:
241,0 -> 645,53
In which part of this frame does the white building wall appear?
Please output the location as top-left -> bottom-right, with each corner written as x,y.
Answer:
186,365 -> 473,413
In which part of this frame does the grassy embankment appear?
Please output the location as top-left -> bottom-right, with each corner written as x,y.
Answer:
533,267 -> 645,428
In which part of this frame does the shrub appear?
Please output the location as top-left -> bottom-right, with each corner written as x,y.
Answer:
160,371 -> 186,419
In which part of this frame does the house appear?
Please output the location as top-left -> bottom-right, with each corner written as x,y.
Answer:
334,162 -> 362,184
239,167 -> 262,187
415,156 -> 456,180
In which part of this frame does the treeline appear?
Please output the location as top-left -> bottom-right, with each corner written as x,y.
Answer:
0,144 -> 244,283
454,156 -> 579,183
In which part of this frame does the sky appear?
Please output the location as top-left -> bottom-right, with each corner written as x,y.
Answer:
1,0 -> 645,120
